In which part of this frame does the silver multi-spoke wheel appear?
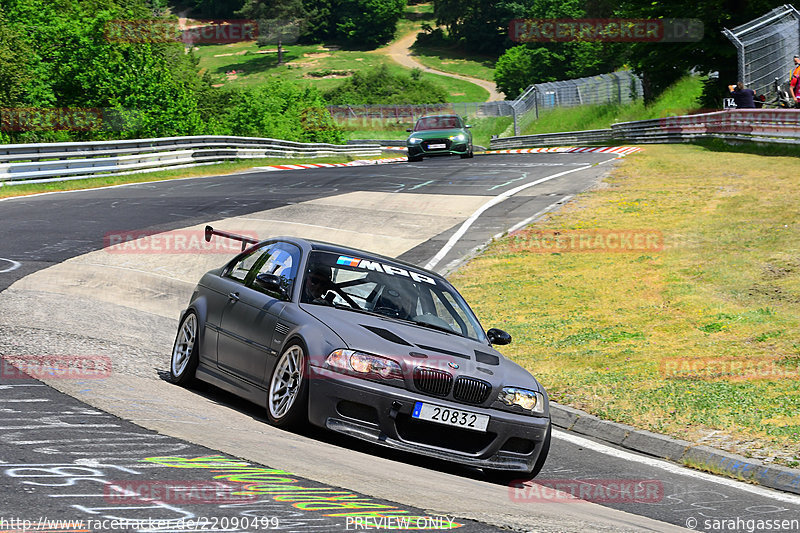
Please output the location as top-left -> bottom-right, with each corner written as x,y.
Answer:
268,344 -> 307,425
171,312 -> 198,384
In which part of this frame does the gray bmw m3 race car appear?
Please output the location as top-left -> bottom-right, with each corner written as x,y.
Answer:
170,227 -> 551,478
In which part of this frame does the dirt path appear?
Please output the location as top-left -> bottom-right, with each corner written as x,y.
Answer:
379,31 -> 505,102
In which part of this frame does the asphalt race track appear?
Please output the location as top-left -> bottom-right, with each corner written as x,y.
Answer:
1,154 -> 799,532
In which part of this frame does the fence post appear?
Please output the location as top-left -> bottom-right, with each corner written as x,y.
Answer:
513,106 -> 519,136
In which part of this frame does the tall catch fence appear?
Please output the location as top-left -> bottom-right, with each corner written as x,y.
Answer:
326,101 -> 513,124
510,71 -> 644,135
723,4 -> 800,97
326,71 -> 641,135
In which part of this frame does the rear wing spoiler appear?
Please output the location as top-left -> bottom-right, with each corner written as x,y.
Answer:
204,225 -> 259,252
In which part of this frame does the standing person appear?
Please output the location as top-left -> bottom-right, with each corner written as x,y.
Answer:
790,55 -> 800,105
728,82 -> 755,108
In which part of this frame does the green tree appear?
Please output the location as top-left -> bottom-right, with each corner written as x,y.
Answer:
238,0 -> 306,64
433,0 -> 535,54
335,0 -> 405,47
493,0 -> 628,97
0,7 -> 31,108
494,46 -> 563,98
187,0 -> 245,18
614,0 -> 786,104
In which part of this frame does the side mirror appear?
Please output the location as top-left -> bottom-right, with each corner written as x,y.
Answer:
254,273 -> 288,300
406,129 -> 413,132
487,328 -> 512,345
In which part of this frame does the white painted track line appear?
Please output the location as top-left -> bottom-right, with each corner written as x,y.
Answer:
423,165 -> 592,270
555,430 -> 800,505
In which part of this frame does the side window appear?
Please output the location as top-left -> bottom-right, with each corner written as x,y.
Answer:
251,242 -> 301,297
226,244 -> 273,283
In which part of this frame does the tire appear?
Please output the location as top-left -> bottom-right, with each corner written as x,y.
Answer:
485,422 -> 551,484
266,342 -> 309,429
468,149 -> 474,158
408,155 -> 423,162
460,153 -> 469,159
170,311 -> 199,385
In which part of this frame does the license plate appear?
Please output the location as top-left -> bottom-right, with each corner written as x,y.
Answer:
412,401 -> 489,432
427,143 -> 446,149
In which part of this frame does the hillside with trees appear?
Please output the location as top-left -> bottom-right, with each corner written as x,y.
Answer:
431,0 -> 788,104
0,0 -> 343,144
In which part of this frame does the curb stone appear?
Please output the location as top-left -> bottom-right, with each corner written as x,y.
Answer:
550,402 -> 800,496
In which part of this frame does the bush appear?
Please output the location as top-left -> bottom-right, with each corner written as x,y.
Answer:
324,64 -> 447,104
216,82 -> 343,143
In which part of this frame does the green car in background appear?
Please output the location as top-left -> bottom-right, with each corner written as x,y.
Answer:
406,114 -> 474,162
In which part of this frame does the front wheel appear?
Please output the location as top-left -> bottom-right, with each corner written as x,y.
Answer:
267,343 -> 308,429
408,155 -> 423,162
170,311 -> 199,385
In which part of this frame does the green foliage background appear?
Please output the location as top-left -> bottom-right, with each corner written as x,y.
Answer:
0,0 -> 343,143
435,0 -> 789,102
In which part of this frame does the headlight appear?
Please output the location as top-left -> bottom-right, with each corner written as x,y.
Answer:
408,137 -> 423,144
325,349 -> 403,381
497,387 -> 545,414
450,134 -> 466,142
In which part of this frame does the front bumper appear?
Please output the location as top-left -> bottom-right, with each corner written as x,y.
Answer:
308,365 -> 550,472
407,142 -> 469,158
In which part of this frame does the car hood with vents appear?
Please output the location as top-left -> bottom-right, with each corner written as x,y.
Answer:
300,303 -> 543,394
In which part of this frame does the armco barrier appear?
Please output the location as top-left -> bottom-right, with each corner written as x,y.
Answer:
0,136 -> 381,186
346,139 -> 406,147
490,109 -> 800,149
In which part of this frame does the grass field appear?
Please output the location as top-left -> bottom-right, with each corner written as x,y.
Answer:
450,144 -> 800,465
0,155 -> 388,199
520,75 -> 704,135
410,43 -> 496,82
192,41 -> 487,103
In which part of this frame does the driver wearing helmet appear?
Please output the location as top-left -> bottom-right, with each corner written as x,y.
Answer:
302,263 -> 333,305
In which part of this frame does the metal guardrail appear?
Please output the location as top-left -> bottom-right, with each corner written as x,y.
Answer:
490,109 -> 800,149
0,136 -> 381,186
346,139 -> 406,146
490,129 -> 613,149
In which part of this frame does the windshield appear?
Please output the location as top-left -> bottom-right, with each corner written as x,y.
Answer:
414,116 -> 461,131
300,251 -> 485,342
